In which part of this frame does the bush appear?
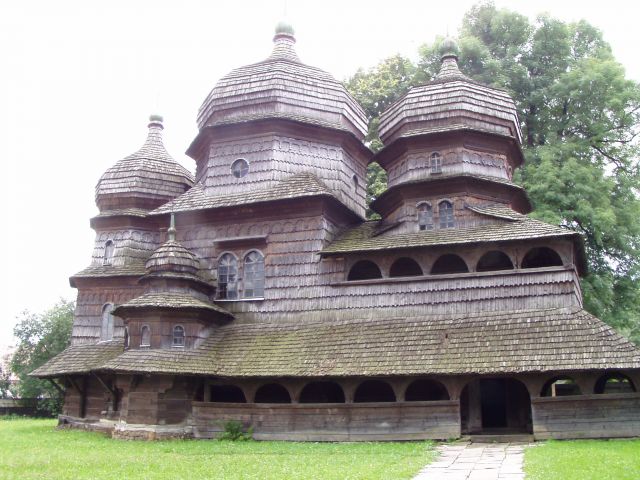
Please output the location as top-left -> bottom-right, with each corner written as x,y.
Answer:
218,420 -> 253,441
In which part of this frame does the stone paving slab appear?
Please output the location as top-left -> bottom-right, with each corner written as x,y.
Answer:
413,442 -> 530,480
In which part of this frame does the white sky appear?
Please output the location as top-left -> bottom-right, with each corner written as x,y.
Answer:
1,0 -> 639,345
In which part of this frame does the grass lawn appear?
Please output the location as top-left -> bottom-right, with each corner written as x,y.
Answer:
525,438 -> 640,480
0,418 -> 435,480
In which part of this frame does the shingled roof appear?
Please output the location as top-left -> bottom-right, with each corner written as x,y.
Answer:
321,208 -> 579,255
94,307 -> 640,377
151,172 -> 340,215
113,292 -> 232,318
30,341 -> 123,378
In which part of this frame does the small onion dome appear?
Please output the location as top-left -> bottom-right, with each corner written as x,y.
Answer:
196,23 -> 368,139
145,240 -> 200,275
95,116 -> 195,212
378,37 -> 522,145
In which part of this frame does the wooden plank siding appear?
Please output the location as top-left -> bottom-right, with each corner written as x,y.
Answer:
532,393 -> 640,439
192,401 -> 461,441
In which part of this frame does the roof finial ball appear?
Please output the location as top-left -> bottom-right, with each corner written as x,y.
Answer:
148,114 -> 164,129
440,36 -> 460,60
274,21 -> 295,42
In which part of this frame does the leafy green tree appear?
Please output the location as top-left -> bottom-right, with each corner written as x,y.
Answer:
10,300 -> 74,415
0,364 -> 12,399
345,1 -> 640,343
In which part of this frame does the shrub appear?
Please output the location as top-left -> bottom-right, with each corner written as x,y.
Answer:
218,420 -> 253,441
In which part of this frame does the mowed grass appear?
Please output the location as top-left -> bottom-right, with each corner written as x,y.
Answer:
525,438 -> 640,480
0,418 -> 435,480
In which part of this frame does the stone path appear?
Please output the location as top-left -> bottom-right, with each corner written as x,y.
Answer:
413,442 -> 529,480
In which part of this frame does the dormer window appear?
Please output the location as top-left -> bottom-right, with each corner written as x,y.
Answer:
218,253 -> 238,299
430,152 -> 442,173
140,325 -> 151,347
231,158 -> 249,178
438,200 -> 455,228
172,325 -> 185,347
103,240 -> 114,266
417,203 -> 434,231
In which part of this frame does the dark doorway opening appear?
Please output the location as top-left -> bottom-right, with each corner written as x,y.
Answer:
460,378 -> 532,434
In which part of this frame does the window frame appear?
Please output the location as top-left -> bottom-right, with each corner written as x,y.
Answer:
438,200 -> 455,228
172,325 -> 185,348
140,325 -> 151,347
217,252 -> 239,300
243,250 -> 265,299
231,158 -> 249,178
100,303 -> 115,341
430,152 -> 442,174
417,202 -> 434,231
103,240 -> 115,266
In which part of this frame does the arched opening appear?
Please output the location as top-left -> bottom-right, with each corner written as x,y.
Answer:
521,247 -> 563,269
140,325 -> 151,347
594,373 -> 636,394
405,379 -> 450,401
430,152 -> 442,173
541,377 -> 581,397
438,200 -> 454,228
218,253 -> 238,299
100,304 -> 114,341
347,260 -> 382,281
476,251 -> 514,272
390,257 -> 423,277
103,240 -> 115,266
210,384 -> 247,403
431,254 -> 469,275
243,250 -> 265,298
460,378 -> 532,434
172,325 -> 185,347
353,380 -> 396,403
299,381 -> 345,403
254,383 -> 291,403
417,203 -> 434,231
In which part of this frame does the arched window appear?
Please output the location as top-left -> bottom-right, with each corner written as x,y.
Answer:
243,251 -> 265,298
218,253 -> 238,299
100,304 -> 114,341
594,373 -> 636,394
299,382 -> 345,403
430,152 -> 442,173
354,380 -> 396,402
347,260 -> 382,281
431,254 -> 469,274
124,327 -> 129,349
438,200 -> 454,228
172,325 -> 185,347
522,247 -> 563,268
231,158 -> 249,178
390,257 -> 423,277
210,385 -> 247,403
417,203 -> 433,231
405,379 -> 450,401
541,377 -> 581,397
103,240 -> 114,266
352,175 -> 359,190
254,383 -> 291,403
140,325 -> 151,347
476,251 -> 514,272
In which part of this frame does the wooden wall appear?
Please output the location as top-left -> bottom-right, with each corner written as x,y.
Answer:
192,400 -> 461,441
532,393 -> 640,439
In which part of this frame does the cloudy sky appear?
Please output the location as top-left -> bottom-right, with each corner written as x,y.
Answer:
1,0 -> 639,343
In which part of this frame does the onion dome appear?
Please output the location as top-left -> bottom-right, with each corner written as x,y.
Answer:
196,23 -> 368,139
378,38 -> 522,145
95,116 -> 195,212
144,214 -> 200,276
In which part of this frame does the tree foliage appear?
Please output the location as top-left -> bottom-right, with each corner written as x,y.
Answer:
345,1 -> 640,343
10,300 -> 74,415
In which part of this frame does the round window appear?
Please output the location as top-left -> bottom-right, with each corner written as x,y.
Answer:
231,159 -> 249,178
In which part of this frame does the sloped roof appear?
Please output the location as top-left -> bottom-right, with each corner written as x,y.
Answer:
30,341 -> 123,378
151,172 -> 340,215
97,307 -> 640,377
321,208 -> 578,255
113,292 -> 232,318
70,261 -> 147,280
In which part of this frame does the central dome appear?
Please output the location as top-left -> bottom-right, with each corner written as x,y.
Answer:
196,25 -> 368,139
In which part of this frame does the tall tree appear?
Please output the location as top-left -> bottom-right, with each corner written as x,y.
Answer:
10,300 -> 74,415
345,2 -> 640,343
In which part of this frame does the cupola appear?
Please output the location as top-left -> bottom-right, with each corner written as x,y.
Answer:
95,116 -> 195,212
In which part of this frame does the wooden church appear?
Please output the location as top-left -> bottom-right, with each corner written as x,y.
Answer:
34,24 -> 640,441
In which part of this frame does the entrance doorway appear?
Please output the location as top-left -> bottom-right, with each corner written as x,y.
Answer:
460,378 -> 532,434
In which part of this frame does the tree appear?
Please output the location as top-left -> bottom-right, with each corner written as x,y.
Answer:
0,364 -> 11,399
10,300 -> 74,415
345,2 -> 640,343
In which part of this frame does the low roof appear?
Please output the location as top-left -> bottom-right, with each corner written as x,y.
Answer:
30,341 -> 123,378
113,292 -> 233,319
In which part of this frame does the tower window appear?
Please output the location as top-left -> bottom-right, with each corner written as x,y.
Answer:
438,200 -> 455,228
430,152 -> 442,173
243,251 -> 265,298
172,325 -> 185,347
417,203 -> 433,231
352,175 -> 359,190
231,159 -> 249,178
218,253 -> 238,299
100,304 -> 115,341
140,325 -> 151,347
103,240 -> 114,266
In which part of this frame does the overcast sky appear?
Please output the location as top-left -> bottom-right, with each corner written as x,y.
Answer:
1,0 -> 639,344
